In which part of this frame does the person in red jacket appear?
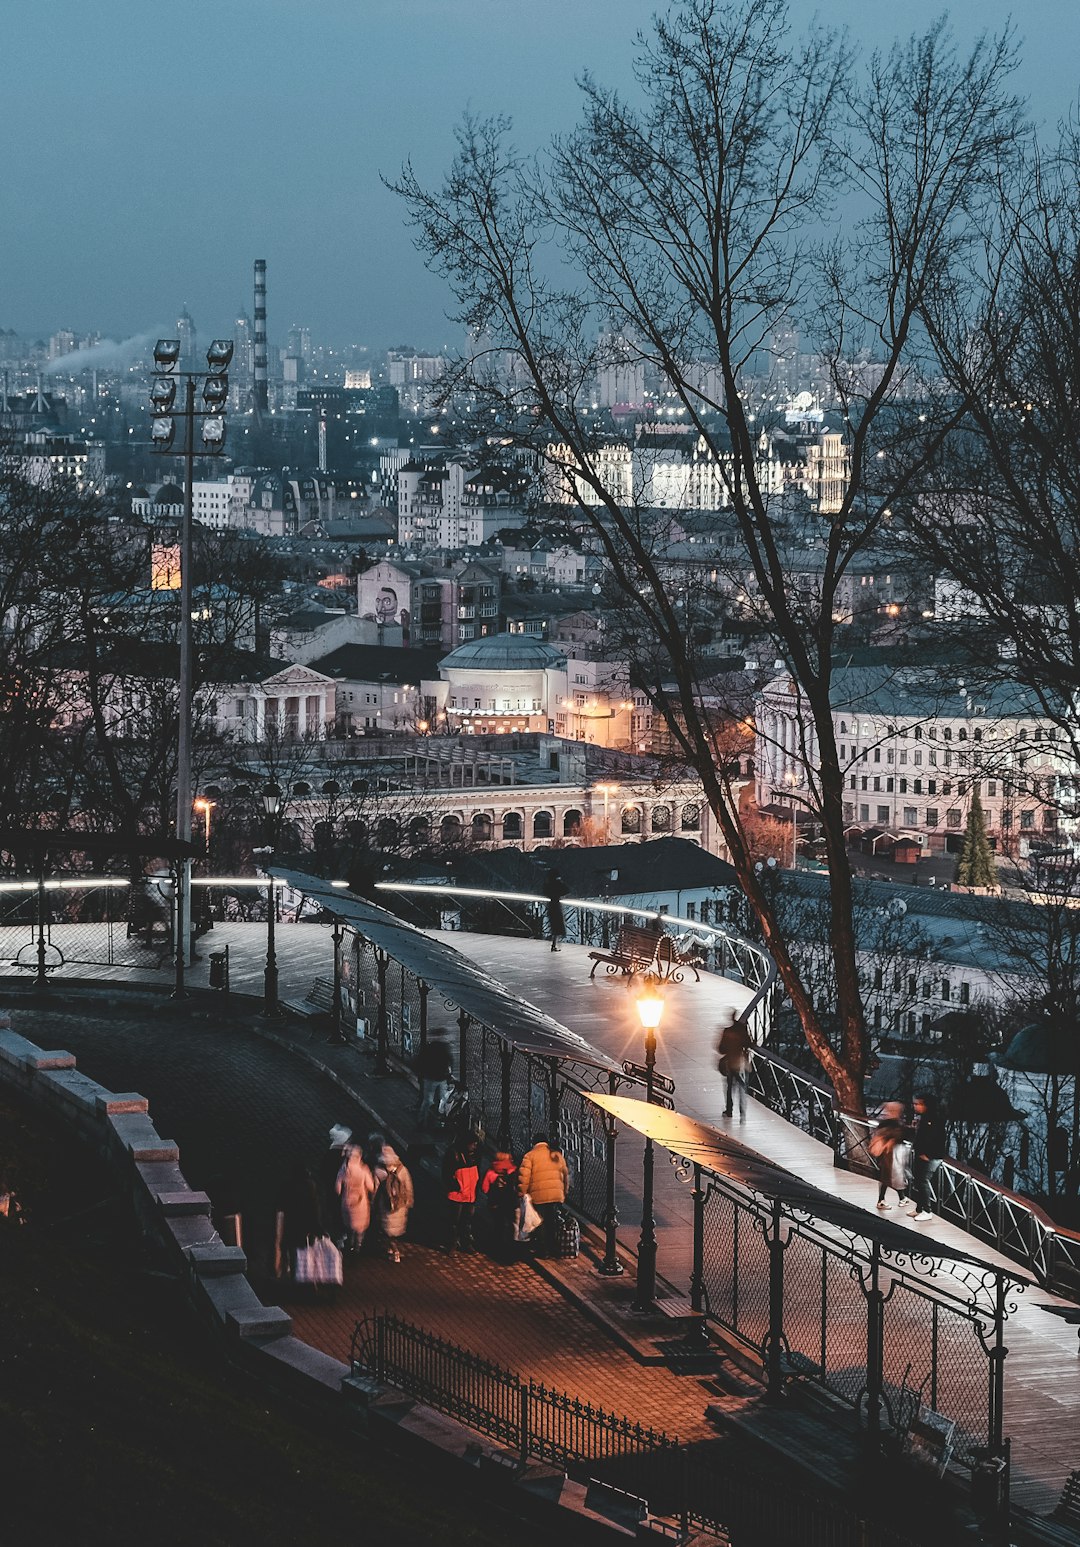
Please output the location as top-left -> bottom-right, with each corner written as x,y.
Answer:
442,1132 -> 481,1253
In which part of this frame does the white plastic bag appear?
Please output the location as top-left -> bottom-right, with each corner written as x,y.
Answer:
515,1194 -> 543,1242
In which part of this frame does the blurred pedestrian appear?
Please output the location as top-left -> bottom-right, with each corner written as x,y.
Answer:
908,1094 -> 945,1222
869,1102 -> 910,1211
517,1133 -> 568,1257
717,1008 -> 752,1121
415,1034 -> 454,1130
372,1141 -> 414,1262
442,1131 -> 481,1253
336,1136 -> 376,1254
320,1124 -> 353,1247
544,869 -> 568,952
480,1148 -> 518,1256
280,1160 -> 325,1277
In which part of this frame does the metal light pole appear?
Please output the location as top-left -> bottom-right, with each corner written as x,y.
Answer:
633,979 -> 664,1312
260,782 -> 281,1018
149,338 -> 232,994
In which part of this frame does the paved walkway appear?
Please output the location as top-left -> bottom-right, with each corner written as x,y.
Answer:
4,999 -> 717,1445
6,919 -> 1080,1518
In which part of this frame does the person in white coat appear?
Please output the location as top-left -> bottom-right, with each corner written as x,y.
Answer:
336,1140 -> 376,1254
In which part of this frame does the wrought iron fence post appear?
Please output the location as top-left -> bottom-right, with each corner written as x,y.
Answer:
764,1198 -> 787,1401
599,1072 -> 623,1277
990,1272 -> 1009,1465
418,978 -> 429,1051
547,1057 -> 561,1137
498,1041 -> 514,1148
372,946 -> 390,1071
519,1378 -> 530,1468
864,1241 -> 884,1441
35,863 -> 48,992
375,1315 -> 386,1385
690,1164 -> 705,1315
457,1008 -> 469,1089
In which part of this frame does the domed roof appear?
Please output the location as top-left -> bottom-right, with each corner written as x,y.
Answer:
154,482 -> 184,505
440,633 -> 566,672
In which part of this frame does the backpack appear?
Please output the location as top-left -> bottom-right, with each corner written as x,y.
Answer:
383,1165 -> 404,1213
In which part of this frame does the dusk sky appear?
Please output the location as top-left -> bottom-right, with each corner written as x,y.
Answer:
5,1 -> 1080,351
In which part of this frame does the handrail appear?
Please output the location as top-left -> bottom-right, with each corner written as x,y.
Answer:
376,879 -> 1079,1299
374,879 -> 778,1040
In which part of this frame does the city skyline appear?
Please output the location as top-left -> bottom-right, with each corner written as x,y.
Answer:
5,0 -> 1080,348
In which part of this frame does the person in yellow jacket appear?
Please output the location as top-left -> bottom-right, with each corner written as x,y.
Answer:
517,1133 -> 569,1257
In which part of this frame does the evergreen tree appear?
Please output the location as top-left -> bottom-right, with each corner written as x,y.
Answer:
956,792 -> 998,889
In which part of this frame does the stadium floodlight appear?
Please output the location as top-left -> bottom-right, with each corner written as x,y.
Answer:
201,415 -> 226,450
154,338 -> 181,370
206,339 -> 234,372
202,375 -> 228,408
150,415 -> 176,449
150,377 -> 176,412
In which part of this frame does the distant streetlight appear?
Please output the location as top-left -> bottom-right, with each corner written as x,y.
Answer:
149,338 -> 233,993
596,782 -> 620,841
632,978 -> 665,1311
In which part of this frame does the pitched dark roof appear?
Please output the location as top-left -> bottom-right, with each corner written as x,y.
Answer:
310,643 -> 443,684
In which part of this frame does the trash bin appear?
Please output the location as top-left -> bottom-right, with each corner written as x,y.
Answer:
970,1446 -> 1008,1527
209,950 -> 228,990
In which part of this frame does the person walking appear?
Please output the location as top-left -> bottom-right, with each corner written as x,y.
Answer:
717,1008 -> 752,1121
517,1133 -> 569,1257
415,1034 -> 454,1130
371,1141 -> 414,1262
335,1136 -> 377,1255
320,1124 -> 353,1247
544,869 -> 568,952
908,1094 -> 945,1222
442,1132 -> 481,1253
869,1102 -> 911,1211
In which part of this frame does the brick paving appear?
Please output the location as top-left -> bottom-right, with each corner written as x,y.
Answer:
5,998 -> 716,1442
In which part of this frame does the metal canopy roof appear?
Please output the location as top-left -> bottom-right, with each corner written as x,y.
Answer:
587,1095 -> 1024,1277
272,866 -> 620,1073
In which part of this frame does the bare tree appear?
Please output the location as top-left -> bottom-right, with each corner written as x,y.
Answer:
391,0 -> 1021,1115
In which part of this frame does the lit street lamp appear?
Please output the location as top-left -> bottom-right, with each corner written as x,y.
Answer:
194,797 -> 216,934
149,338 -> 233,992
596,782 -> 620,842
259,782 -> 282,1019
632,977 -> 665,1312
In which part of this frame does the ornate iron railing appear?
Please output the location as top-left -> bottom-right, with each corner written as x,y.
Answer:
351,1312 -> 675,1472
350,1311 -> 925,1547
748,1045 -> 1080,1299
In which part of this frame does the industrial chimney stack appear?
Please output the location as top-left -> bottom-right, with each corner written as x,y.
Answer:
253,258 -> 268,414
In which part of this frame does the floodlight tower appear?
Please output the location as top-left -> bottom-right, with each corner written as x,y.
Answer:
149,338 -> 233,995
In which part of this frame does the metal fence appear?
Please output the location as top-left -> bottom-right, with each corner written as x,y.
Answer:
691,1162 -> 1014,1462
749,1044 -> 1080,1300
350,1311 -> 925,1547
0,876 -> 173,977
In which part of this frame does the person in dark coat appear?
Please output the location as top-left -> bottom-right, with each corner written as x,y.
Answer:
281,1161 -> 324,1276
716,1008 -> 752,1120
544,869 -> 568,952
908,1094 -> 946,1221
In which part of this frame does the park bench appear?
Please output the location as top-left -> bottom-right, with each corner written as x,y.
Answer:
1053,1471 -> 1080,1532
282,976 -> 337,1022
588,922 -> 700,983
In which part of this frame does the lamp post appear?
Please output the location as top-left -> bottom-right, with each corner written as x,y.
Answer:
149,338 -> 232,991
596,782 -> 619,842
633,977 -> 664,1312
261,782 -> 281,1018
194,797 -> 215,934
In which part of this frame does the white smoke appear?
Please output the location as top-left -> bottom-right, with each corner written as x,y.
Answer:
43,330 -> 163,375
